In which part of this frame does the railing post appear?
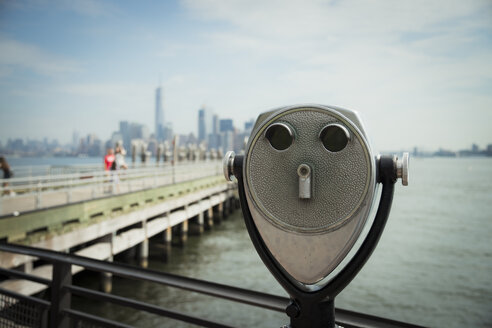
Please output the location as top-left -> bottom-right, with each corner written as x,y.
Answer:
111,172 -> 115,195
91,183 -> 96,199
36,181 -> 42,209
50,262 -> 72,328
66,179 -> 72,204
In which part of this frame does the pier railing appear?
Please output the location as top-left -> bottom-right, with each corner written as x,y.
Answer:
0,243 -> 424,328
0,161 -> 222,215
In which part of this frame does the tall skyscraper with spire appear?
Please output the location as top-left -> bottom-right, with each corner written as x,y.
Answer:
155,86 -> 165,141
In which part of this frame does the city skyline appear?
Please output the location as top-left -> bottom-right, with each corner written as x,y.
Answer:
0,1 -> 491,151
2,109 -> 491,157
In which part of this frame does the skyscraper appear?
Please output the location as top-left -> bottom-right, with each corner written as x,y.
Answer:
198,108 -> 206,142
219,119 -> 234,132
198,107 -> 212,143
208,114 -> 220,149
155,86 -> 165,141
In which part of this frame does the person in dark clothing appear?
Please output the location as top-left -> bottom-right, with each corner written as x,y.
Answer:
0,156 -> 13,195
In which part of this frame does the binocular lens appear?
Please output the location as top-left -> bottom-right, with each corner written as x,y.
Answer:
320,124 -> 350,152
265,123 -> 293,151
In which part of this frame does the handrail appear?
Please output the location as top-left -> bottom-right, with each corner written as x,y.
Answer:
0,161 -> 219,186
1,164 -> 217,193
0,267 -> 52,286
0,243 -> 426,328
66,285 -> 235,328
0,286 -> 51,308
7,161 -> 176,179
0,242 -> 286,328
0,161 -> 223,214
63,309 -> 134,328
0,243 -> 289,312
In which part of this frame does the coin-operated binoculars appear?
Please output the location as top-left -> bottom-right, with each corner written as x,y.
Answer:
223,104 -> 408,328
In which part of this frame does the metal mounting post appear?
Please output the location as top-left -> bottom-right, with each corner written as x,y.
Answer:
50,262 -> 72,328
232,154 -> 397,328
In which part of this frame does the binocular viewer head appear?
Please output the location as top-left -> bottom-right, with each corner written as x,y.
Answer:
224,104 -> 408,293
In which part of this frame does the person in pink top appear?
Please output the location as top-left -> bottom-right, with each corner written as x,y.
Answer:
104,148 -> 115,171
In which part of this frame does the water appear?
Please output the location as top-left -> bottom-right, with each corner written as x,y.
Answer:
68,158 -> 491,327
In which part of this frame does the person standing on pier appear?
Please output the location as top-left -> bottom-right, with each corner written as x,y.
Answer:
104,149 -> 116,193
0,156 -> 13,196
115,145 -> 128,170
104,148 -> 115,171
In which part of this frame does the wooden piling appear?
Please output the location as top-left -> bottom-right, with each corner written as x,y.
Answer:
189,213 -> 204,235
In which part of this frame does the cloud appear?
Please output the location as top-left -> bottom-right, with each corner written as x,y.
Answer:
0,37 -> 81,77
183,0 -> 490,40
178,0 -> 492,149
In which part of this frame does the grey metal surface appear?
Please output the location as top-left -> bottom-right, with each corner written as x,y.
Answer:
243,104 -> 376,286
223,151 -> 235,182
246,107 -> 372,233
297,164 -> 312,199
396,152 -> 409,186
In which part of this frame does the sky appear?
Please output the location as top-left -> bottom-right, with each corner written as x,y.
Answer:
0,0 -> 491,152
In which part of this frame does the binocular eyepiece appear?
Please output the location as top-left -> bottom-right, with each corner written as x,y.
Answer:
224,104 -> 408,327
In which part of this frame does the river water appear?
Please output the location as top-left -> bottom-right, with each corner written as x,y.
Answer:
59,157 -> 491,327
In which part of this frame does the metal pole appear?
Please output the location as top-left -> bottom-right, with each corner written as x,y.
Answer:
50,262 -> 72,328
36,181 -> 42,209
67,179 -> 72,203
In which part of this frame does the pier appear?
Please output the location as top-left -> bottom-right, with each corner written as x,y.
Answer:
0,159 -> 238,298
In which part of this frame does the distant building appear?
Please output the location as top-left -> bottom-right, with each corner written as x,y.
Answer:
155,86 -> 165,141
208,114 -> 220,149
119,121 -> 131,150
221,131 -> 234,153
163,122 -> 173,142
111,131 -> 123,147
244,119 -> 254,135
118,120 -> 150,151
72,131 -> 80,149
131,123 -> 149,140
198,107 -> 213,143
219,119 -> 234,132
147,138 -> 158,156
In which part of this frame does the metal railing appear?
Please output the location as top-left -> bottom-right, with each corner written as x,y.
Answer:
1,161 -> 221,193
7,160 -> 178,179
0,243 -> 286,328
0,243 -> 426,328
0,161 -> 222,215
6,163 -> 105,179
